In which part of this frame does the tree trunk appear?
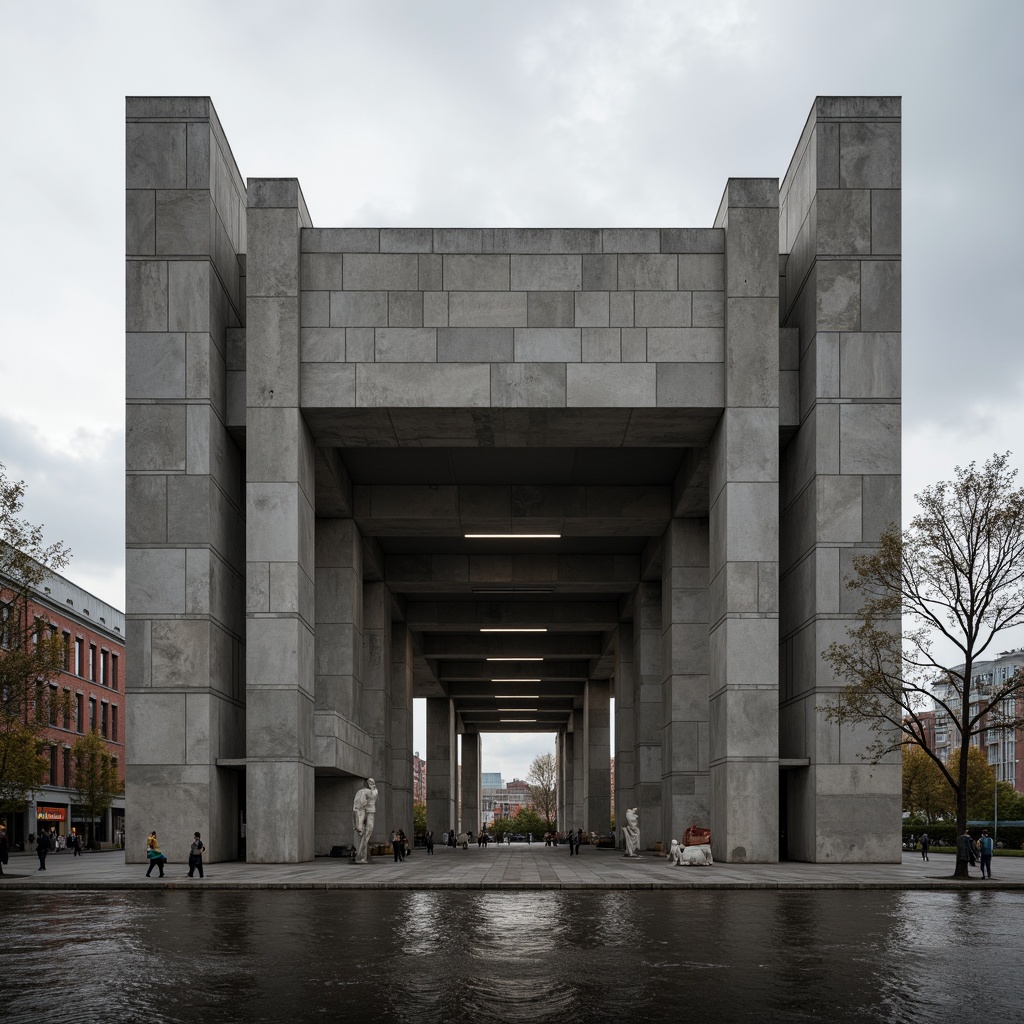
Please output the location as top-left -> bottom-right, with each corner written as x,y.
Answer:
953,714 -> 970,879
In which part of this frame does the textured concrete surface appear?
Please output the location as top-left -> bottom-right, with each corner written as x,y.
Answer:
2,848 -> 1019,891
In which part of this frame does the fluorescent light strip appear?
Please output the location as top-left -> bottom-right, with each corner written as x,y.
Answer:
500,718 -> 537,723
491,679 -> 541,684
494,695 -> 539,699
464,533 -> 561,539
480,628 -> 547,633
486,657 -> 542,662
498,708 -> 538,712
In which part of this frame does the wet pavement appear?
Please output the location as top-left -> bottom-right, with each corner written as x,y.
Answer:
3,844 -> 1022,890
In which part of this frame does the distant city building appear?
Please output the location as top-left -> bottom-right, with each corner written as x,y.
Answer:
412,751 -> 426,805
931,651 -> 1024,791
0,564 -> 126,850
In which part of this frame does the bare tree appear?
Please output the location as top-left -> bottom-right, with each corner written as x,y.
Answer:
825,454 -> 1024,878
527,751 -> 557,829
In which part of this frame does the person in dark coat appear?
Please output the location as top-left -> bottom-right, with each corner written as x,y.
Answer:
36,829 -> 51,870
0,826 -> 9,875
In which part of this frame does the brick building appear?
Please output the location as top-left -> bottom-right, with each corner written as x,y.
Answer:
0,566 -> 126,850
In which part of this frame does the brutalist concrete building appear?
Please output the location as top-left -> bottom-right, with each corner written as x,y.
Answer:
125,96 -> 901,864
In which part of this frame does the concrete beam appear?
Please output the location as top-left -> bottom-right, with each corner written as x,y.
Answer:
385,552 -> 640,592
406,600 -> 620,632
353,485 -> 671,536
422,634 -> 603,659
436,660 -> 591,681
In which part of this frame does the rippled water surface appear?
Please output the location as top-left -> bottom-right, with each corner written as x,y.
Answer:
1,890 -> 1022,1022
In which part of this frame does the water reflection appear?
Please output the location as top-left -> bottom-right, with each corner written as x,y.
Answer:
1,890 -> 1022,1022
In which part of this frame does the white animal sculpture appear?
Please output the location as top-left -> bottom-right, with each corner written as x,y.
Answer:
680,843 -> 713,866
667,839 -> 685,865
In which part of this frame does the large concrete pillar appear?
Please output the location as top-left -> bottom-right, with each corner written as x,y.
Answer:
461,732 -> 481,833
778,98 -> 902,861
633,581 -> 662,847
313,519 -> 368,855
613,623 -> 636,845
125,97 -> 246,865
244,177 -> 316,864
390,623 -> 414,838
560,729 -> 574,832
362,582 -> 392,844
426,698 -> 456,835
709,177 -> 780,863
571,707 -> 585,830
583,680 -> 611,833
661,519 -> 711,847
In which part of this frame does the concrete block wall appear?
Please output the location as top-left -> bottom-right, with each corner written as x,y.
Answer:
583,679 -> 611,833
297,229 -> 726,409
778,97 -> 901,862
125,97 -> 246,865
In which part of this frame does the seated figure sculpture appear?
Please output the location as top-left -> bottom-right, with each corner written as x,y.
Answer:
680,844 -> 713,866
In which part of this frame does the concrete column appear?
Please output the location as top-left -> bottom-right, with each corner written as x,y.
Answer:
389,623 -> 414,838
362,582 -> 392,845
426,698 -> 456,835
708,177 -> 781,863
632,581 -> 662,848
461,732 -> 481,834
555,731 -> 565,830
583,679 -> 611,834
313,519 -> 372,855
245,177 -> 316,864
571,707 -> 585,830
125,97 -> 247,866
778,98 -> 902,862
661,519 -> 711,847
613,623 -> 636,846
561,729 -> 574,833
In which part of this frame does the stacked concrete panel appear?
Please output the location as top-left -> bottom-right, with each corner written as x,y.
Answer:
778,98 -> 902,861
583,679 -> 611,833
125,98 -> 246,865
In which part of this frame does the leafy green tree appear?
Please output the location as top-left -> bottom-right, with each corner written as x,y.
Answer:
413,801 -> 427,836
69,730 -> 121,849
527,751 -> 557,828
825,454 -> 1024,878
1,463 -> 72,813
902,745 -> 950,823
508,807 -> 545,836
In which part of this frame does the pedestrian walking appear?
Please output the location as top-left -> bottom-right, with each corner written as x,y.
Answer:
188,831 -> 206,878
0,825 -> 9,876
979,829 -> 993,879
145,831 -> 167,878
568,827 -> 577,856
919,832 -> 930,861
425,829 -> 434,855
36,829 -> 51,870
69,829 -> 82,856
391,828 -> 405,862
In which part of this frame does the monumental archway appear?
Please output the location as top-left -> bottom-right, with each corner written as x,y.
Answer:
125,95 -> 902,865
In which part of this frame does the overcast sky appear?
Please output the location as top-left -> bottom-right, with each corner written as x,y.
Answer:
2,0 -> 1022,778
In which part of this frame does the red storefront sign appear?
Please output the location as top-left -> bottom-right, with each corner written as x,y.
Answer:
37,807 -> 66,821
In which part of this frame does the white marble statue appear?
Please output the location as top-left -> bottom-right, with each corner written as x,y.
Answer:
667,838 -> 684,865
352,777 -> 378,864
623,807 -> 640,857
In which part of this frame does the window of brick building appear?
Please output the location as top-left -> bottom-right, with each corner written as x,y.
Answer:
63,688 -> 72,730
62,746 -> 70,788
111,653 -> 119,690
89,697 -> 96,732
74,637 -> 83,676
89,643 -> 96,681
48,684 -> 58,726
100,701 -> 108,739
76,692 -> 84,733
100,649 -> 108,687
62,631 -> 71,670
111,705 -> 119,742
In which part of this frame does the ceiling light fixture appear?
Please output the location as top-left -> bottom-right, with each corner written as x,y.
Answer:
491,679 -> 541,684
480,628 -> 547,633
465,533 -> 561,539
498,708 -> 538,712
486,657 -> 542,662
494,695 -> 540,699
500,718 -> 537,723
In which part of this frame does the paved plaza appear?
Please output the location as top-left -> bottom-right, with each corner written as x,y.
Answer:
3,845 -> 1022,891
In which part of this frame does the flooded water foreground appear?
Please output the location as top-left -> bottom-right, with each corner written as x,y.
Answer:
1,889 -> 1021,1022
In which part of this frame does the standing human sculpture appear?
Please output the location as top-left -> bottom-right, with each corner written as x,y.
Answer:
352,778 -> 378,864
623,807 -> 640,857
